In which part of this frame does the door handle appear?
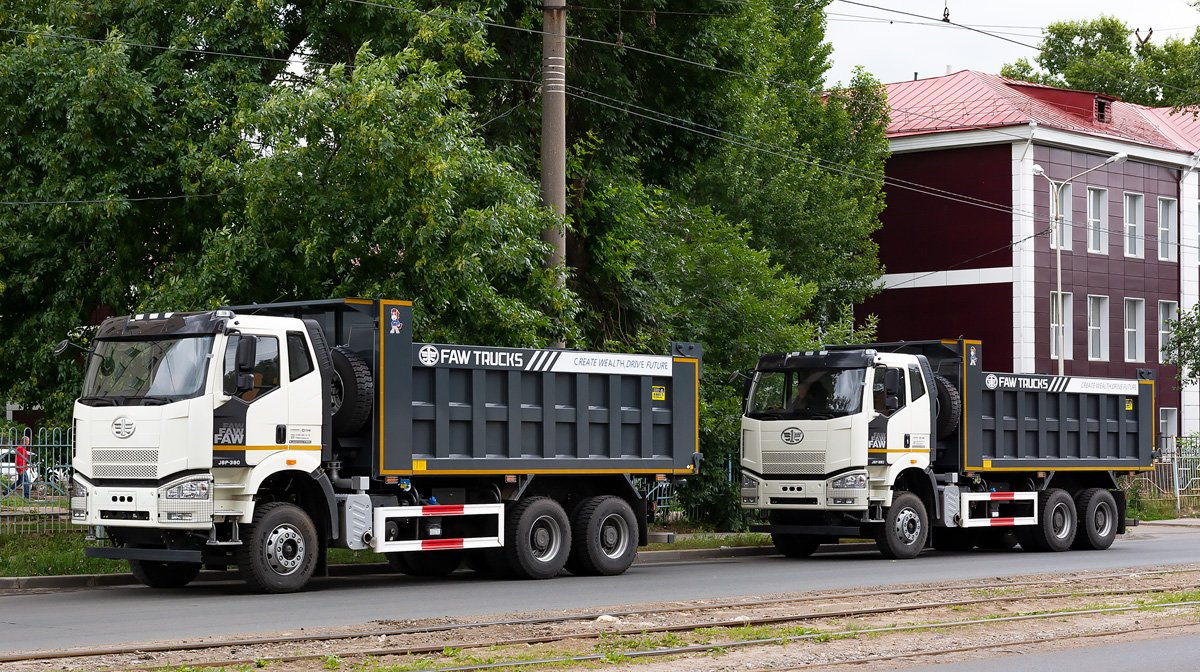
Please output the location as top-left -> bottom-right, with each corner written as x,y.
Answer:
276,425 -> 287,444
904,434 -> 911,448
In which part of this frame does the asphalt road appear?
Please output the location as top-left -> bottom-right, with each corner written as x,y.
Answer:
3,523 -> 1200,655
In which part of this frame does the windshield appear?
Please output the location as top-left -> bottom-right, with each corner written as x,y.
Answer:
82,336 -> 215,405
746,368 -> 866,419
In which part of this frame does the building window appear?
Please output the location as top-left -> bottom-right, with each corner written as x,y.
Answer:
1158,197 -> 1178,262
1159,300 -> 1179,363
1124,193 -> 1144,258
1160,407 -> 1178,456
1050,183 -> 1072,251
1051,292 -> 1073,361
1087,187 -> 1107,254
1088,295 -> 1109,361
1124,298 -> 1145,362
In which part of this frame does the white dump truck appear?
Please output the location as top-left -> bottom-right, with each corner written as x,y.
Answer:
738,339 -> 1155,558
64,298 -> 702,592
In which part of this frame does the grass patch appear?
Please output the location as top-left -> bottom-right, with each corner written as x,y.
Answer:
0,530 -> 125,577
643,532 -> 771,551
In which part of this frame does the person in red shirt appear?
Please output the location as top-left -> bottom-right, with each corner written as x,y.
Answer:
13,436 -> 31,499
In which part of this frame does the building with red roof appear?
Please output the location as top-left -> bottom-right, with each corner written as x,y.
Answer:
861,70 -> 1200,439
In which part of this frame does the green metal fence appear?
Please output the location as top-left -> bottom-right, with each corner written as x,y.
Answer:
1120,435 -> 1200,514
1,427 -> 74,535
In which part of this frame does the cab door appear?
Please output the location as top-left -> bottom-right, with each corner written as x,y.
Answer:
867,363 -> 929,468
213,332 -> 289,467
284,330 -> 323,452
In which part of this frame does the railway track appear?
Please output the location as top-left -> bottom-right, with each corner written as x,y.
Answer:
7,567 -> 1200,670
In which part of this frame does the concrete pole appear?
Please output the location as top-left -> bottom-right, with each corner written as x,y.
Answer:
541,5 -> 567,286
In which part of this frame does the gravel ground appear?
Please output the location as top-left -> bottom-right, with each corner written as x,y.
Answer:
9,563 -> 1200,672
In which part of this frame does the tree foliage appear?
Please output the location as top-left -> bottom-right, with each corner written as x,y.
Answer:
999,14 -> 1200,108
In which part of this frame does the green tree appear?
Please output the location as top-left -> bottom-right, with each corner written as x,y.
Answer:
1163,305 -> 1200,388
999,14 -> 1200,108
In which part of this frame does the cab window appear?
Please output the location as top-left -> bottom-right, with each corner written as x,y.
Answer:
908,365 -> 926,401
223,335 -> 281,401
287,331 -> 314,381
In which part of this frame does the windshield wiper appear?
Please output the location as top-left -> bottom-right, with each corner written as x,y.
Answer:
79,396 -> 118,407
138,396 -> 172,406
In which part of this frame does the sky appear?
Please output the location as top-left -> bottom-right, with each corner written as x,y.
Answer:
823,0 -> 1200,87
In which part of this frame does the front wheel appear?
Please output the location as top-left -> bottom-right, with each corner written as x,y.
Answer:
236,502 -> 319,593
876,492 -> 928,559
129,558 -> 202,589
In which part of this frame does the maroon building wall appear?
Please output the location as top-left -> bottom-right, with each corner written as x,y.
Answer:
860,283 -> 1013,371
877,144 -> 1013,274
1031,146 -> 1181,411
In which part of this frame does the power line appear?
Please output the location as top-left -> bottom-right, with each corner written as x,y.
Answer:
0,193 -> 227,206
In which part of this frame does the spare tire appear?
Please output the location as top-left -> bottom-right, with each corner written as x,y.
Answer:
933,375 -> 961,440
331,346 -> 373,436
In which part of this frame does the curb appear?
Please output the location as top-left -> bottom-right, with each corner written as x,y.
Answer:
0,543 -> 878,591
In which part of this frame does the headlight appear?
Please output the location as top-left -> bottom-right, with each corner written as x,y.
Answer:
831,473 -> 868,489
740,473 -> 759,490
164,480 -> 211,500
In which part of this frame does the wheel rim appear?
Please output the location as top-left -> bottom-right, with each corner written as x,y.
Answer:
527,514 -> 563,562
264,523 -> 306,575
893,507 -> 922,545
1050,501 -> 1073,540
330,371 -> 345,415
598,512 -> 631,559
1092,501 -> 1113,537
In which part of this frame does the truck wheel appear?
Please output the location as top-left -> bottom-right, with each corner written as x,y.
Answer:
568,496 -> 638,576
397,550 -> 466,576
1072,488 -> 1117,550
773,533 -> 822,558
503,497 -> 570,579
1029,489 -> 1076,552
876,492 -> 928,559
931,527 -> 978,552
128,558 -> 202,589
236,502 -> 318,593
331,346 -> 373,436
933,375 -> 961,440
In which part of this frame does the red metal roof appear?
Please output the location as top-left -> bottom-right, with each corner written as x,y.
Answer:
885,70 -> 1197,153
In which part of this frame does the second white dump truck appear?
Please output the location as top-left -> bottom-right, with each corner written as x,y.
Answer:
738,339 -> 1155,558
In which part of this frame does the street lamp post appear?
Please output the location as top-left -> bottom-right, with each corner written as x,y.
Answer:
1033,152 -> 1128,376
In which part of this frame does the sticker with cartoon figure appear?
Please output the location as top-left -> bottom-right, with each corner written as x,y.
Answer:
389,308 -> 404,335
969,345 -> 977,367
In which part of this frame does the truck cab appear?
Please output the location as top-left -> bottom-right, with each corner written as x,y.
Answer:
739,348 -> 940,558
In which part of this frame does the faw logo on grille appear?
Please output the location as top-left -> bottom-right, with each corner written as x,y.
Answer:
112,416 -> 136,439
418,344 -> 439,367
781,427 -> 804,445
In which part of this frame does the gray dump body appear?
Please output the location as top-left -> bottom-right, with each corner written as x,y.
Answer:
231,298 -> 704,479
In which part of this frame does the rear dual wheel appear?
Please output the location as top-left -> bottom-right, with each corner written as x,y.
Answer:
567,496 -> 638,576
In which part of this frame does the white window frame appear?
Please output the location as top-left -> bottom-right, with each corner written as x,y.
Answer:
1087,187 -> 1108,254
1124,192 -> 1144,258
1088,295 -> 1109,361
1051,291 -> 1073,361
1050,183 -> 1073,251
1159,300 -> 1179,363
1161,407 -> 1178,456
1124,297 -> 1145,362
1158,197 -> 1178,262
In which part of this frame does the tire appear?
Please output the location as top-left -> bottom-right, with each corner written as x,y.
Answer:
502,497 -> 571,579
1029,489 -> 1076,552
236,502 -> 319,593
931,527 -> 979,552
978,529 -> 1019,550
331,346 -> 373,436
876,491 -> 928,559
396,550 -> 466,576
933,375 -> 962,440
1072,488 -> 1118,551
128,558 -> 202,589
773,533 -> 822,558
568,496 -> 638,576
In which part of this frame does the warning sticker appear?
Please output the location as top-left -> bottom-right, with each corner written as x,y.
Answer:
652,386 -> 666,401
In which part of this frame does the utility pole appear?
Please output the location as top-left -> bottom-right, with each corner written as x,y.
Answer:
541,4 -> 567,288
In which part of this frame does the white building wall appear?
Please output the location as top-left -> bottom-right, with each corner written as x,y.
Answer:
1181,169 -> 1199,435
1011,140 -> 1038,373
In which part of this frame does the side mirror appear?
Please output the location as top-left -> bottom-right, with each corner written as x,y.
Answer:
884,368 -> 901,410
236,336 -> 256,373
53,339 -> 71,356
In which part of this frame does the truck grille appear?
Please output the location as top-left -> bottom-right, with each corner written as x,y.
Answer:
92,449 -> 159,479
762,451 -> 825,470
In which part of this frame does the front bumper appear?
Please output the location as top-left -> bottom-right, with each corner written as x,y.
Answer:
740,471 -> 869,511
72,474 -> 214,529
